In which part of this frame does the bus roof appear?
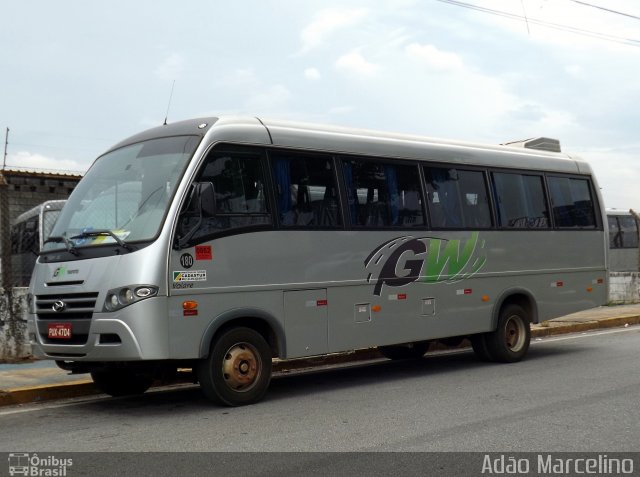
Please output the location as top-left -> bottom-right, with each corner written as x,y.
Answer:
606,208 -> 634,217
105,116 -> 592,176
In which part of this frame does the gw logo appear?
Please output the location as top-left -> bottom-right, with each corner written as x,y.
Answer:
365,232 -> 487,296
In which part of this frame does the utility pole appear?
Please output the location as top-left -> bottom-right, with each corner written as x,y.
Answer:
2,127 -> 8,170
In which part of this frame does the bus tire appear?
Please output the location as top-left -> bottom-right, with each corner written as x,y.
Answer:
90,369 -> 154,397
198,327 -> 272,406
484,304 -> 531,363
378,341 -> 430,360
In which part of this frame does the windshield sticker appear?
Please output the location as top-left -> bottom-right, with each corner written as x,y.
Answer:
195,245 -> 212,260
173,270 -> 207,282
71,228 -> 131,246
365,232 -> 487,296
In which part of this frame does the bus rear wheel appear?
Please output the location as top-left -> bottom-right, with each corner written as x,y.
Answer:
90,369 -> 154,397
378,341 -> 430,360
484,304 -> 531,363
197,327 -> 272,406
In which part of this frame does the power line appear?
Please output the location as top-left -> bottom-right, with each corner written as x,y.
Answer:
434,0 -> 640,47
567,0 -> 640,21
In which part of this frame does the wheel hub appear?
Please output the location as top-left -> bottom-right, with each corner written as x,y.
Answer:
505,315 -> 525,350
222,343 -> 261,391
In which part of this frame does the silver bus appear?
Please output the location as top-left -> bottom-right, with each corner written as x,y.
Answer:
606,209 -> 639,272
27,117 -> 608,406
10,200 -> 66,287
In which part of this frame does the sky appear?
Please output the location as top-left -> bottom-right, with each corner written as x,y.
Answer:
2,0 -> 639,211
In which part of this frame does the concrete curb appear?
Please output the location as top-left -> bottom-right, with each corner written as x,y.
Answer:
0,380 -> 98,407
533,314 -> 640,337
2,317 -> 638,407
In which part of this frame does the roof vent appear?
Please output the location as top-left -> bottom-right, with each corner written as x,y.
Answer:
502,137 -> 561,153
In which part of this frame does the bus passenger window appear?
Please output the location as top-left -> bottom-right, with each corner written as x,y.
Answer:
547,176 -> 597,228
424,167 -> 492,229
271,153 -> 341,228
342,159 -> 423,228
492,172 -> 549,229
619,216 -> 638,248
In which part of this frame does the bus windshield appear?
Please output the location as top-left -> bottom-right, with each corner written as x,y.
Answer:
43,135 -> 200,253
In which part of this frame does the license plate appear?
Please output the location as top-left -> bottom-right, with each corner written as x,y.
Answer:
48,323 -> 72,339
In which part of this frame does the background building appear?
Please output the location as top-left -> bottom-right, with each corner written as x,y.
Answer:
0,168 -> 82,359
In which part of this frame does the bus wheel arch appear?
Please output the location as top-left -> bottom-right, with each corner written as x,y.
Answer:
199,310 -> 285,360
492,290 -> 538,327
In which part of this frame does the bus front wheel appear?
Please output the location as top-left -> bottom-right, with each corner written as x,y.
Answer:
197,327 -> 272,406
484,304 -> 531,363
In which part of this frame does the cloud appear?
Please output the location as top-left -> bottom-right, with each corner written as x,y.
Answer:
576,146 -> 640,210
327,106 -> 354,115
154,53 -> 185,81
564,64 -> 583,78
335,51 -> 379,76
507,103 -> 576,133
405,43 -> 464,72
509,103 -> 546,122
245,84 -> 293,112
300,8 -> 368,53
304,67 -> 321,80
7,151 -> 89,173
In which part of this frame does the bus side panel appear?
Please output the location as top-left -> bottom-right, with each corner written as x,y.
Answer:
167,289 -> 285,359
166,228 -> 606,360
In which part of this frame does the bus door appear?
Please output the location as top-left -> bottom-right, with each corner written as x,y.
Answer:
283,289 -> 328,357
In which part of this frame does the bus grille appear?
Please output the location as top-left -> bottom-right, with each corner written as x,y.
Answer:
35,292 -> 99,345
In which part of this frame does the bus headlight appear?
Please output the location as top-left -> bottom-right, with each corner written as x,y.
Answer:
103,285 -> 159,312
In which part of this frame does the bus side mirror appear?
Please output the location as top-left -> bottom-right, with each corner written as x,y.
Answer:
183,182 -> 216,216
176,182 -> 216,249
197,182 -> 216,217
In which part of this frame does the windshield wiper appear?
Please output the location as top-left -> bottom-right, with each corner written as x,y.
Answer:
43,235 -> 79,256
70,230 -> 134,252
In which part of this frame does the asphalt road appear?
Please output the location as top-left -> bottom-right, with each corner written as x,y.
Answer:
1,326 -> 639,455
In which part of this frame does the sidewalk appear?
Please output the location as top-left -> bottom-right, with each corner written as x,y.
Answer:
2,304 -> 640,407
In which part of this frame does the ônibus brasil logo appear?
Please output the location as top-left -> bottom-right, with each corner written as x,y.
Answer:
365,232 -> 487,296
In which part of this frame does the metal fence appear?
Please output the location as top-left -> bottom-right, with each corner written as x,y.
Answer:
0,169 -> 81,360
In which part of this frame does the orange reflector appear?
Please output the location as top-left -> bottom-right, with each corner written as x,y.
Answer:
586,287 -> 593,293
371,305 -> 381,312
183,300 -> 198,310
482,295 -> 490,302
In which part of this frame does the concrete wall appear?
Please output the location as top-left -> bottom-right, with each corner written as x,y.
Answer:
0,170 -> 82,360
609,272 -> 640,304
0,288 -> 29,361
